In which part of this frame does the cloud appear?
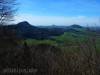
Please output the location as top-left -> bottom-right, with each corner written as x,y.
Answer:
14,14 -> 100,26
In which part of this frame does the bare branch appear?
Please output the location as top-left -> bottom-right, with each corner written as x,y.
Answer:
0,0 -> 17,25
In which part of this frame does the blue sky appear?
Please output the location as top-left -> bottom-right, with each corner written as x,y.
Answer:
15,0 -> 100,26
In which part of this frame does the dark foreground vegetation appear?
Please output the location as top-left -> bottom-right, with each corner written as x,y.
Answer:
0,24 -> 100,75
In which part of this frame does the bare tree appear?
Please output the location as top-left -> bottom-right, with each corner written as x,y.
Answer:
0,0 -> 17,25
0,0 -> 18,47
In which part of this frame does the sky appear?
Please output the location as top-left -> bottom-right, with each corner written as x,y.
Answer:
14,0 -> 100,26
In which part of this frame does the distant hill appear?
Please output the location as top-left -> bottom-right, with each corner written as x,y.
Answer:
0,21 -> 66,39
1,21 -> 99,39
70,24 -> 83,28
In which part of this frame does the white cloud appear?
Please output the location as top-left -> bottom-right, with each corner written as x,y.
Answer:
14,14 -> 100,26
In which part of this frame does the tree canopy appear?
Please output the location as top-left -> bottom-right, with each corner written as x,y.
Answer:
0,0 -> 17,25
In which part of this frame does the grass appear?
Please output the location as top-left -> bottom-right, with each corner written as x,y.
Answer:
22,31 -> 100,54
24,39 -> 57,46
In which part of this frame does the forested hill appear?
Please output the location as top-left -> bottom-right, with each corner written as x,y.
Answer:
0,21 -> 99,39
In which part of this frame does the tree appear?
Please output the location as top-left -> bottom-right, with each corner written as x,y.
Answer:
0,0 -> 18,47
0,0 -> 17,25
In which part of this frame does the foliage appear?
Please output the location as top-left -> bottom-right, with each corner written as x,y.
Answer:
0,0 -> 17,25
